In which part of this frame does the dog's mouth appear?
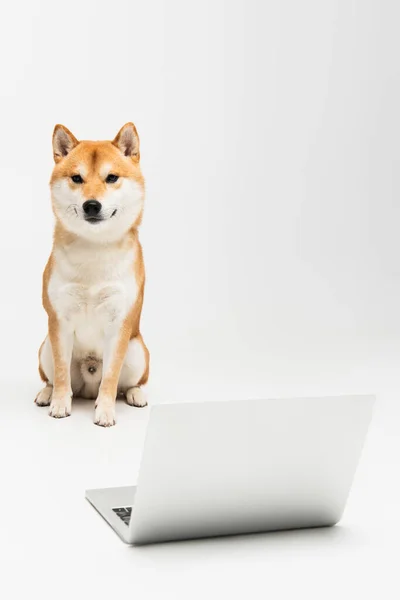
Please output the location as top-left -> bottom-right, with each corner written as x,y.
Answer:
84,210 -> 117,224
84,216 -> 103,224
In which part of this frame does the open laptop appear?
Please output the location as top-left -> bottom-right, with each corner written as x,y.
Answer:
86,394 -> 375,545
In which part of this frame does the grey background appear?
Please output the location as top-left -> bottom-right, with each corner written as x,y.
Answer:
1,2 -> 399,412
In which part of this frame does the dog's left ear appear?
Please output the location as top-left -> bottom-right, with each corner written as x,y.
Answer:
113,123 -> 140,160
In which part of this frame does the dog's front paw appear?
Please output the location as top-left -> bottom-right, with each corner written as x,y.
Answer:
125,386 -> 147,408
49,394 -> 72,419
35,384 -> 53,407
94,401 -> 116,427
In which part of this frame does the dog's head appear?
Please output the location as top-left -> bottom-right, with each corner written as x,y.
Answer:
50,123 -> 144,242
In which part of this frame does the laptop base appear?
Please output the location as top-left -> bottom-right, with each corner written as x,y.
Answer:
86,486 -> 136,544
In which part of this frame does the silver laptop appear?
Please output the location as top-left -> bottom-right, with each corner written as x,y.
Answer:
86,394 -> 375,545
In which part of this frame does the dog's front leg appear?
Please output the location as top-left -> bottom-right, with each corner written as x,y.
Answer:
94,323 -> 131,427
48,318 -> 74,418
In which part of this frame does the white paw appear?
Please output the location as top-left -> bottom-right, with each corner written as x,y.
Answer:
49,394 -> 72,419
126,386 -> 147,408
35,385 -> 52,407
94,403 -> 116,427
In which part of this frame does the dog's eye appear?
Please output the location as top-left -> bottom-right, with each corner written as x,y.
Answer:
106,174 -> 119,184
71,175 -> 83,184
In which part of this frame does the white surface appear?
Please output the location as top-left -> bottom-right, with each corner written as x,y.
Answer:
0,0 -> 399,597
0,373 -> 399,599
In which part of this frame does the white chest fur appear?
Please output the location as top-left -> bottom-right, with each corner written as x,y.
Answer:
48,240 -> 138,358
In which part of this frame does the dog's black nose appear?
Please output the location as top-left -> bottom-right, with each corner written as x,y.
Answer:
83,200 -> 102,217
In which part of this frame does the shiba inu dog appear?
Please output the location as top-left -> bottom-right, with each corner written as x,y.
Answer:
35,123 -> 149,426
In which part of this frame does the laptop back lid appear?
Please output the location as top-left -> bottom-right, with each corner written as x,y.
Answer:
129,395 -> 375,544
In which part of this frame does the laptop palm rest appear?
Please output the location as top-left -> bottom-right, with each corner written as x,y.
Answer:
86,486 -> 136,543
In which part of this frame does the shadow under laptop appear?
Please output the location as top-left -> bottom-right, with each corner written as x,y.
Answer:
126,525 -> 366,564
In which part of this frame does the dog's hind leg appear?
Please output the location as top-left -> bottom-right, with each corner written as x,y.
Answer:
35,383 -> 53,406
118,334 -> 149,408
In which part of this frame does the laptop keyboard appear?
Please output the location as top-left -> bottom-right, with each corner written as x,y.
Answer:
112,506 -> 132,526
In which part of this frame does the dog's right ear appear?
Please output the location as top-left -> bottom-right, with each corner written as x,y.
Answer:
52,125 -> 79,163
